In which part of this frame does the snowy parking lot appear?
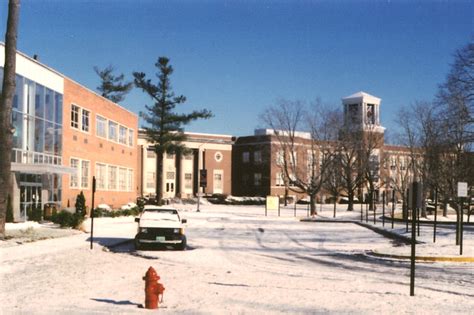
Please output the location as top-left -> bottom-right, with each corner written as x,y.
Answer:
1,204 -> 473,314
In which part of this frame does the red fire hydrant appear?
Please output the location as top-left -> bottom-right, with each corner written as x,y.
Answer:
143,266 -> 165,309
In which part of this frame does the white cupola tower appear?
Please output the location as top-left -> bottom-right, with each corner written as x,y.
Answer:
342,91 -> 385,134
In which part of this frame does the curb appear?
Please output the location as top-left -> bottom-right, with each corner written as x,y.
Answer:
300,217 -> 420,245
367,250 -> 474,263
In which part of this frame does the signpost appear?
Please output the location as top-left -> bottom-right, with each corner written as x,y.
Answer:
382,191 -> 385,227
457,182 -> 467,255
90,176 -> 96,250
391,190 -> 395,229
433,188 -> 438,243
409,181 -> 422,296
266,196 -> 280,216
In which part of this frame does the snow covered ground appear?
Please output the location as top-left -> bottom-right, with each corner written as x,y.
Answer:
0,203 -> 472,314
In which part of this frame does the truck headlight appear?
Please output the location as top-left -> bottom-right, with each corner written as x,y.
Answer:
140,228 -> 148,233
174,228 -> 184,235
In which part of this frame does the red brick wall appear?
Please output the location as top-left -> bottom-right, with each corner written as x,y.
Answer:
62,78 -> 139,209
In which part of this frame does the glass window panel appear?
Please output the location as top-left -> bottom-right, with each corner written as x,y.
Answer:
119,126 -> 127,144
146,172 -> 155,189
119,168 -> 127,191
45,88 -> 54,122
96,115 -> 107,138
26,79 -> 35,116
55,93 -> 63,125
54,124 -> 62,156
44,122 -> 54,154
82,109 -> 90,132
127,169 -> 133,192
34,118 -> 44,152
108,165 -> 117,190
70,158 -> 79,188
81,160 -> 89,189
96,163 -> 106,190
12,110 -> 23,149
35,85 -> 45,119
13,75 -> 23,110
128,129 -> 134,146
108,121 -> 118,142
71,104 -> 79,129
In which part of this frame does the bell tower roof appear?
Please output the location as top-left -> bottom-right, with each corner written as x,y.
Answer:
342,91 -> 381,104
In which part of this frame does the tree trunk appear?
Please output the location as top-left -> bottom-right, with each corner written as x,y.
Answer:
155,151 -> 164,204
347,190 -> 354,211
402,192 -> 408,220
0,0 -> 20,239
443,198 -> 448,217
310,194 -> 316,216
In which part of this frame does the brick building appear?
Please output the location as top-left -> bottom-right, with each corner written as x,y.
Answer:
138,131 -> 233,199
232,92 -> 415,201
2,44 -> 138,221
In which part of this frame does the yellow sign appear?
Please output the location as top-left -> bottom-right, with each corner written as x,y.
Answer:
266,196 -> 279,211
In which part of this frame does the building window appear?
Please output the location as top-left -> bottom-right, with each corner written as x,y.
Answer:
108,121 -> 118,142
166,172 -> 175,180
146,172 -> 155,189
108,165 -> 117,190
242,152 -> 249,163
119,126 -> 127,145
254,173 -> 262,186
70,158 -> 79,188
215,152 -> 223,162
290,152 -> 297,167
276,172 -> 285,186
254,151 -> 262,163
127,169 -> 133,192
400,158 -> 406,170
307,150 -> 314,171
147,150 -> 156,158
184,173 -> 192,190
82,109 -> 90,132
166,182 -> 174,192
276,150 -> 284,165
96,163 -> 106,190
184,153 -> 193,160
128,129 -> 134,147
289,173 -> 297,186
96,115 -> 107,138
81,160 -> 90,189
214,172 -> 223,191
367,104 -> 375,125
71,105 -> 80,129
349,104 -> 359,123
119,167 -> 127,191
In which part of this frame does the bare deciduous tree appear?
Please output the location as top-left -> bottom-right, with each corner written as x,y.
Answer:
261,99 -> 340,216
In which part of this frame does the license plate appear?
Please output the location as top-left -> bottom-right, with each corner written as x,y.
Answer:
156,236 -> 165,242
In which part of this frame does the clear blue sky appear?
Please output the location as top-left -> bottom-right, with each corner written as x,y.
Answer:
1,0 -> 473,138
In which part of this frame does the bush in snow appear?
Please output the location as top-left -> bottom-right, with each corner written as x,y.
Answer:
51,210 -> 85,229
27,204 -> 43,222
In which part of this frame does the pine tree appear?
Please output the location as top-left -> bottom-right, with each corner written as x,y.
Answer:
94,65 -> 133,103
133,57 -> 213,203
75,191 -> 86,216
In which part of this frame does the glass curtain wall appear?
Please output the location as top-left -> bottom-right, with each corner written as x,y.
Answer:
1,67 -> 64,218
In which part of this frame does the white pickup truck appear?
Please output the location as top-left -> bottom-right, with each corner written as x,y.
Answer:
134,205 -> 187,250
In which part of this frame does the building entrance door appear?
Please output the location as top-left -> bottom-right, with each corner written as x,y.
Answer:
19,175 -> 43,221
